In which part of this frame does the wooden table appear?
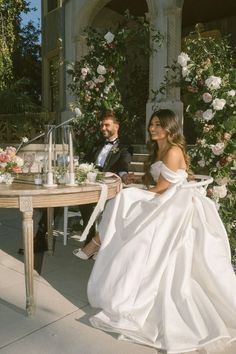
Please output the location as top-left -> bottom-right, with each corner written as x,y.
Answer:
0,178 -> 121,315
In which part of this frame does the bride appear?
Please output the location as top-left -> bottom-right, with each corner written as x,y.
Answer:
76,109 -> 236,353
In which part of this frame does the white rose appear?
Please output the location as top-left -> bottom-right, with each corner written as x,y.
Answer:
14,156 -> 24,167
177,52 -> 190,67
227,89 -> 236,97
198,159 -> 205,167
212,98 -> 226,111
215,177 -> 229,185
182,66 -> 190,77
213,184 -> 227,199
96,75 -> 105,83
202,109 -> 215,121
205,76 -> 222,90
210,143 -> 224,155
202,92 -> 212,103
74,107 -> 82,117
104,31 -> 115,44
97,65 -> 106,75
81,68 -> 88,76
87,80 -> 96,89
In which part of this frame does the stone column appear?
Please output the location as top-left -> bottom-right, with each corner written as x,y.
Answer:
146,0 -> 184,133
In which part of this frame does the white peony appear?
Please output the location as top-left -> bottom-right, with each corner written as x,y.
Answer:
104,31 -> 115,44
177,52 -> 190,67
212,98 -> 226,111
213,184 -> 227,199
202,92 -> 212,103
97,65 -> 106,75
205,76 -> 222,90
227,89 -> 236,97
210,143 -> 224,155
202,109 -> 215,121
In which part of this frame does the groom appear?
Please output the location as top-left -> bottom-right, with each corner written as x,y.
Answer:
18,110 -> 132,253
80,110 -> 132,244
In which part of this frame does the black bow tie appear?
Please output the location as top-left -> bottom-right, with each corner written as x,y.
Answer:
105,139 -> 117,145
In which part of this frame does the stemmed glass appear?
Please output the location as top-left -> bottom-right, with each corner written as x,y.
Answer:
23,153 -> 35,173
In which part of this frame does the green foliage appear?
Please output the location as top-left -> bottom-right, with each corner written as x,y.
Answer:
67,12 -> 163,156
157,31 -> 236,264
0,0 -> 29,89
0,0 -> 41,112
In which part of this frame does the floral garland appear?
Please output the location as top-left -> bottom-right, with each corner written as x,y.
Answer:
155,31 -> 236,263
67,12 -> 163,157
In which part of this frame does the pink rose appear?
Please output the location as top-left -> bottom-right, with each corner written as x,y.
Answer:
12,165 -> 22,173
202,92 -> 212,103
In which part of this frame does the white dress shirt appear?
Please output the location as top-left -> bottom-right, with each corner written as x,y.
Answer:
95,139 -> 127,177
95,143 -> 114,168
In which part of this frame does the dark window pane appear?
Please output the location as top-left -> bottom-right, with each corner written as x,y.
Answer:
49,56 -> 59,111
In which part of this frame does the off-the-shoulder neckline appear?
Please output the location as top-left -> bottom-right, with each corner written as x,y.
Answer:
151,160 -> 187,173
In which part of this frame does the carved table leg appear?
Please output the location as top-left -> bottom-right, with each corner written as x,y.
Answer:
19,196 -> 35,316
47,207 -> 54,255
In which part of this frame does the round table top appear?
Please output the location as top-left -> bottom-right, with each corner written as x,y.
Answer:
0,177 -> 121,196
0,176 -> 122,209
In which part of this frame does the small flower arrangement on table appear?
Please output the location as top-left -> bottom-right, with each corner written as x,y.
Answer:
0,146 -> 24,184
75,163 -> 104,184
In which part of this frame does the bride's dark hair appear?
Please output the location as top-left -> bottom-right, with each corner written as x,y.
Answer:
143,109 -> 191,186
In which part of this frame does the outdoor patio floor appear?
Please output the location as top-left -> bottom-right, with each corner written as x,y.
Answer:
0,208 -> 235,354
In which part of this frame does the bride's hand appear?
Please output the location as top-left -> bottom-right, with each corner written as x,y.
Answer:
122,173 -> 142,184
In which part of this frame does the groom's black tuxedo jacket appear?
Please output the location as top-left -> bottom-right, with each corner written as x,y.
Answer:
80,139 -> 132,244
86,139 -> 132,174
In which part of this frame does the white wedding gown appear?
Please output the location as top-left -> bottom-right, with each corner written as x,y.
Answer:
87,161 -> 236,353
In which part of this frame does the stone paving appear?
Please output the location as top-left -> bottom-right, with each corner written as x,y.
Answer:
0,208 -> 235,354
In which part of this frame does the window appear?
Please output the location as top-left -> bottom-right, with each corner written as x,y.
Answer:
47,0 -> 59,13
49,56 -> 59,111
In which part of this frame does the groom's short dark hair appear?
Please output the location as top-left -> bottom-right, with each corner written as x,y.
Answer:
99,110 -> 120,124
